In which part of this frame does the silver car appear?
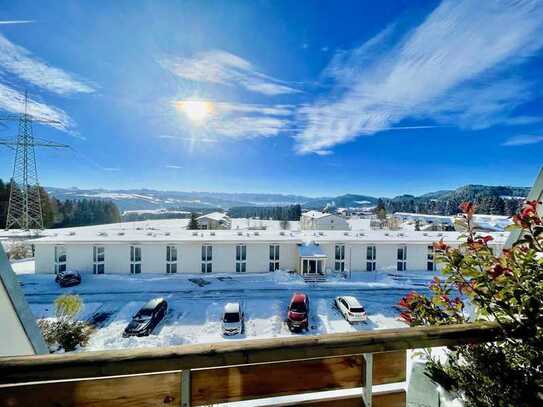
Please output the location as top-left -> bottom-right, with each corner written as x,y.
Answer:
222,302 -> 244,336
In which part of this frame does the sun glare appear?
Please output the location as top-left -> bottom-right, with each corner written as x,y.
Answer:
177,100 -> 213,124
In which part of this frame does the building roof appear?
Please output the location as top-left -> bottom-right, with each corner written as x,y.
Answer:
301,211 -> 334,220
394,212 -> 453,221
196,212 -> 230,222
298,242 -> 327,258
28,219 -> 509,245
0,246 -> 48,355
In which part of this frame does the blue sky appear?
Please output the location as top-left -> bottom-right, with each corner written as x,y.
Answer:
0,0 -> 542,197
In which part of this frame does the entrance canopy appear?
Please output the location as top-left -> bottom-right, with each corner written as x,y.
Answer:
298,242 -> 327,276
298,242 -> 327,258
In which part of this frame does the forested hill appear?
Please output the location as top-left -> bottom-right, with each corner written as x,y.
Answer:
45,184 -> 529,216
381,185 -> 530,215
0,179 -> 121,229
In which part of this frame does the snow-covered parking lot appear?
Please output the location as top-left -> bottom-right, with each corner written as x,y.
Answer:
14,261 -> 436,352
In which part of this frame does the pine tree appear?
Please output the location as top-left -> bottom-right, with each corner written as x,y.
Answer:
375,199 -> 387,228
188,212 -> 199,230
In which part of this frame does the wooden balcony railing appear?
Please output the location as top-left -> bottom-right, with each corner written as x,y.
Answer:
0,322 -> 502,407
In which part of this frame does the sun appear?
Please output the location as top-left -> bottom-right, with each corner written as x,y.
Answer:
177,100 -> 213,124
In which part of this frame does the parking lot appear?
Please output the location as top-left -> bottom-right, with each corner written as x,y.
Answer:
15,263 -> 434,352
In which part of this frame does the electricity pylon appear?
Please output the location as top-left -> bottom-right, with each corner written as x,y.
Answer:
0,92 -> 69,231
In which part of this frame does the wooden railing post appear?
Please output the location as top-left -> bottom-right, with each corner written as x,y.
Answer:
362,353 -> 373,407
181,369 -> 191,407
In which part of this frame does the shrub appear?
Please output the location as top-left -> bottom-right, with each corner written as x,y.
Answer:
8,242 -> 30,260
39,295 -> 92,352
398,200 -> 543,406
55,294 -> 84,319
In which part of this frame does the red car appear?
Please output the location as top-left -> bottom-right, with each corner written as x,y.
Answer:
287,293 -> 309,332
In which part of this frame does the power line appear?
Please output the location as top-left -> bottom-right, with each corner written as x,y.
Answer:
0,91 -> 69,231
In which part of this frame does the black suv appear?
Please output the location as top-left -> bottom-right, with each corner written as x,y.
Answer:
55,270 -> 81,288
123,298 -> 168,337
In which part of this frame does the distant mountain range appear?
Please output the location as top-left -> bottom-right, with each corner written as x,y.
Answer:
45,185 -> 530,213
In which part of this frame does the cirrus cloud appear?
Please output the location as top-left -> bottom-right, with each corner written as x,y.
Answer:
0,32 -> 96,133
295,0 -> 543,154
159,50 -> 300,96
502,134 -> 543,146
0,33 -> 95,95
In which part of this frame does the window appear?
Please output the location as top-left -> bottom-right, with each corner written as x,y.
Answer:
366,245 -> 376,271
236,244 -> 247,273
54,245 -> 67,274
334,244 -> 345,272
201,245 -> 212,273
269,244 -> 280,271
397,245 -> 407,271
93,246 -> 105,274
427,245 -> 435,271
130,246 -> 142,274
166,245 -> 178,274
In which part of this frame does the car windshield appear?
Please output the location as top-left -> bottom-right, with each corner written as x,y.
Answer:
350,307 -> 365,313
223,312 -> 240,323
290,302 -> 306,313
137,308 -> 154,318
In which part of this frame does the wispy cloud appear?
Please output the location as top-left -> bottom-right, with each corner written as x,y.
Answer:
0,83 -> 73,130
0,33 -> 96,132
214,102 -> 293,117
0,33 -> 95,95
0,20 -> 34,25
165,164 -> 183,169
502,134 -> 543,146
207,115 -> 290,139
158,135 -> 218,143
201,101 -> 294,139
295,0 -> 543,154
102,167 -> 120,172
159,50 -> 299,96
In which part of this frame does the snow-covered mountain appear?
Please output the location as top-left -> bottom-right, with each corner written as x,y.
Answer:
45,184 -> 529,213
45,187 -> 315,211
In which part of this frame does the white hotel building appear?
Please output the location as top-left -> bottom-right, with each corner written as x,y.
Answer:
32,221 -> 508,276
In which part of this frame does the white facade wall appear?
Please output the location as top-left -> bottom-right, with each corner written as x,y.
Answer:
36,242 -> 302,275
35,244 -> 55,274
300,215 -> 349,231
197,216 -> 231,230
33,240 -> 499,275
67,245 -> 93,274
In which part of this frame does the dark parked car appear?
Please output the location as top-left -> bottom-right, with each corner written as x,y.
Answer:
287,292 -> 309,332
123,298 -> 168,337
54,270 -> 81,287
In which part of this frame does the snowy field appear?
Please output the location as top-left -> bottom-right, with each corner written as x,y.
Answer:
12,260 -> 437,353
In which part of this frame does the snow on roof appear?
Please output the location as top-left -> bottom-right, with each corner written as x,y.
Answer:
224,302 -> 240,313
340,296 -> 363,308
122,209 -> 190,216
298,242 -> 327,258
28,218 -> 510,245
142,297 -> 165,310
347,218 -> 371,231
394,212 -> 453,221
302,210 -> 333,219
197,212 -> 230,222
